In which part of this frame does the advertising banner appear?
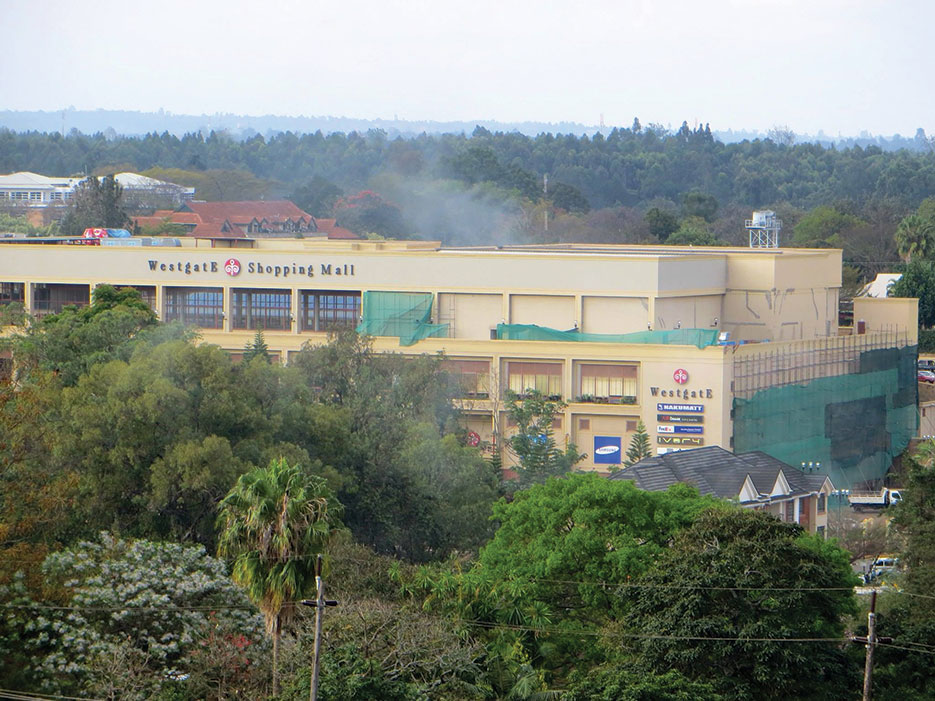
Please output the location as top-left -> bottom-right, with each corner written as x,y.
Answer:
594,436 -> 622,464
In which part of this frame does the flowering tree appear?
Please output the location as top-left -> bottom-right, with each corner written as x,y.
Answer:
18,533 -> 265,698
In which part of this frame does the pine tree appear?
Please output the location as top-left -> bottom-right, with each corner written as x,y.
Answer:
624,419 -> 651,467
242,330 -> 269,362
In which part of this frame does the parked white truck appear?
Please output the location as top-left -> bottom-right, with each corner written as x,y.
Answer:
848,488 -> 902,510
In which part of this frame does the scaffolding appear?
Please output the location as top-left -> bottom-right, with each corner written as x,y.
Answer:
732,334 -> 917,489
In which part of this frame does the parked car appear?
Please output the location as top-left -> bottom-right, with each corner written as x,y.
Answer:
919,370 -> 935,383
864,556 -> 900,583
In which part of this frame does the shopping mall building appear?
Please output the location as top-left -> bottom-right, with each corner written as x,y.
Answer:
0,237 -> 919,489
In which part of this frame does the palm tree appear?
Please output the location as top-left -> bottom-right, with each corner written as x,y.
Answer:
217,457 -> 342,696
895,214 -> 935,262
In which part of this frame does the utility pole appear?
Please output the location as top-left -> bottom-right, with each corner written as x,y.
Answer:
852,589 -> 891,701
302,554 -> 338,701
863,590 -> 877,701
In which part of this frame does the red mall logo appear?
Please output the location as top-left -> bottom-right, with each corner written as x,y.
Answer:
673,368 -> 689,384
224,258 -> 241,276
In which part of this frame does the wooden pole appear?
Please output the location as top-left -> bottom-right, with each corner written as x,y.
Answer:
863,589 -> 877,701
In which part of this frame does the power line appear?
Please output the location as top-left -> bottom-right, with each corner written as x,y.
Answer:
0,689 -> 103,701
877,640 -> 935,656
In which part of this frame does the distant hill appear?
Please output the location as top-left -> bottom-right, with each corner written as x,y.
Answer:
0,108 -> 598,140
1,108 -> 932,153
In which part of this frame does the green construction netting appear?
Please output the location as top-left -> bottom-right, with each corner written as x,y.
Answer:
357,291 -> 449,346
733,345 -> 918,490
496,323 -> 720,349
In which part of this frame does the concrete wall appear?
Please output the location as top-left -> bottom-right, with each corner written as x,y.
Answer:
854,297 -> 919,345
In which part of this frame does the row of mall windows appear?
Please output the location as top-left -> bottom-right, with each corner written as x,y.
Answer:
2,283 -> 640,405
0,283 -> 360,332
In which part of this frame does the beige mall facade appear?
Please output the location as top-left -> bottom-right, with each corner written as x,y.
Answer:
0,238 -> 917,477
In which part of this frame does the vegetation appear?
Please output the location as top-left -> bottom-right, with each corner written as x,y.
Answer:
623,419 -> 651,467
59,173 -> 131,234
503,389 -> 584,488
217,458 -> 342,695
1,126 -> 934,273
5,121 -> 935,696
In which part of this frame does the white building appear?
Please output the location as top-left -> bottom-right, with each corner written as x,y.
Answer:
0,172 -> 82,205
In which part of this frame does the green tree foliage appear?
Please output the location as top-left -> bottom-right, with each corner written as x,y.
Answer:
398,476 -> 720,691
503,389 -> 584,488
475,476 -> 719,623
894,213 -> 935,262
872,445 -> 935,700
217,457 -> 342,696
623,419 -> 651,467
645,207 -> 680,241
550,181 -> 590,213
242,329 -> 269,362
8,284 -> 160,386
0,211 -> 57,236
334,190 -> 408,237
681,190 -> 719,222
565,667 -> 721,700
622,509 -> 859,700
792,205 -> 865,248
15,533 -> 265,698
59,174 -> 131,234
288,175 -> 343,217
6,126 -> 935,251
666,216 -> 723,246
143,166 -> 272,201
290,331 -> 489,560
889,258 -> 935,327
397,422 -> 500,553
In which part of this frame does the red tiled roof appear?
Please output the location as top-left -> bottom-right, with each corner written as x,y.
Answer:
183,200 -> 314,225
191,222 -> 245,238
314,218 -> 359,239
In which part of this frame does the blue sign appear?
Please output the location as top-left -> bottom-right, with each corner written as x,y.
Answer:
674,426 -> 704,434
657,403 -> 704,413
594,436 -> 622,464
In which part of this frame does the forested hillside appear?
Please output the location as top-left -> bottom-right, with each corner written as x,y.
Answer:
3,125 -> 935,268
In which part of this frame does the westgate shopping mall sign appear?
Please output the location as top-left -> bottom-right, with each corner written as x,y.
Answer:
146,258 -> 356,279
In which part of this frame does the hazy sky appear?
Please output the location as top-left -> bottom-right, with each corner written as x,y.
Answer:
3,0 -> 932,136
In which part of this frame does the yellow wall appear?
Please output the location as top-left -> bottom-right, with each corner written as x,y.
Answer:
0,239 -> 850,472
854,297 -> 919,345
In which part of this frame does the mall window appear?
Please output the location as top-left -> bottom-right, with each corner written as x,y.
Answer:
300,291 -> 361,332
232,288 -> 291,331
442,359 -> 490,398
32,283 -> 89,315
506,361 -> 562,399
0,283 -> 24,306
575,363 -> 638,404
164,287 -> 223,329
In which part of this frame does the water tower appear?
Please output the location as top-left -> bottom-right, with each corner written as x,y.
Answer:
745,210 -> 782,248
